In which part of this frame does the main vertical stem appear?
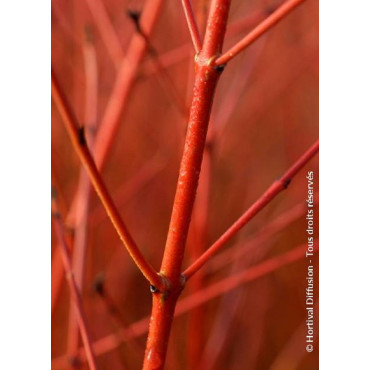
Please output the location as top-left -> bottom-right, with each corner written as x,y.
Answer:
142,1 -> 231,369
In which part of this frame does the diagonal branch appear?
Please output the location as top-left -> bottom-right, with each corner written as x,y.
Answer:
216,0 -> 305,66
51,191 -> 98,370
51,68 -> 164,291
181,0 -> 202,53
183,140 -> 319,280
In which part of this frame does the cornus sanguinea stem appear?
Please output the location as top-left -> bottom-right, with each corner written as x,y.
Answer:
51,195 -> 98,370
181,0 -> 203,53
216,0 -> 305,66
52,0 -> 317,367
142,1 -> 232,369
51,68 -> 164,291
183,140 -> 319,280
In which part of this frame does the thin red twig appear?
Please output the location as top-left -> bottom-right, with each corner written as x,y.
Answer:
51,68 -> 164,291
181,0 -> 203,53
51,194 -> 98,370
216,0 -> 305,66
183,140 -> 319,280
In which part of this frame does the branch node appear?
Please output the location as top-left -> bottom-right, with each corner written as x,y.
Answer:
92,272 -> 105,296
78,126 -> 86,146
283,178 -> 291,189
149,284 -> 160,293
206,55 -> 218,67
126,9 -> 142,33
214,63 -> 226,73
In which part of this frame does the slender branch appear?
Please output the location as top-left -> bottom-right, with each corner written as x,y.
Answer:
183,140 -> 319,280
142,1 -> 232,368
216,0 -> 305,66
160,0 -> 231,286
51,68 -> 164,291
181,0 -> 202,53
51,192 -> 98,370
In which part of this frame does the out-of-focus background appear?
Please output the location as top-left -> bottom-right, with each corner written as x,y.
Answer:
51,0 -> 319,369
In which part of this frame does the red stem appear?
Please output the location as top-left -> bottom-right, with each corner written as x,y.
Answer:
182,0 -> 203,53
51,195 -> 98,370
142,1 -> 231,369
183,140 -> 319,280
51,68 -> 164,290
216,0 -> 305,66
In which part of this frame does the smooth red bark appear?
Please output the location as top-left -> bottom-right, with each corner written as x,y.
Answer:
142,1 -> 232,369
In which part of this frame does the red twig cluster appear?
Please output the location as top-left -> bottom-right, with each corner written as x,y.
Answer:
51,0 -> 317,368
